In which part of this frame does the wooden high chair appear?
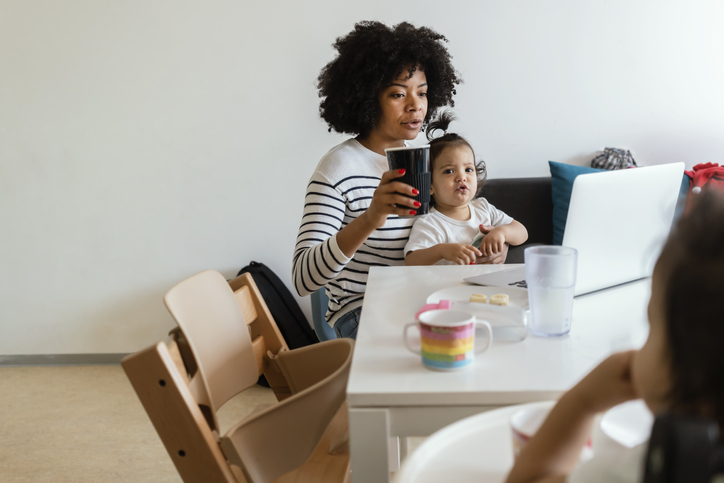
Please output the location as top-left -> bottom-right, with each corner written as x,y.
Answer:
122,270 -> 352,482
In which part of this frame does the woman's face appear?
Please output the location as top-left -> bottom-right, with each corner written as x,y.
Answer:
373,67 -> 428,145
632,261 -> 673,414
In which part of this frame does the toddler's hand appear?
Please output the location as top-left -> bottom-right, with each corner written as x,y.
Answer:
570,351 -> 639,414
475,244 -> 508,264
479,226 -> 506,256
439,243 -> 482,265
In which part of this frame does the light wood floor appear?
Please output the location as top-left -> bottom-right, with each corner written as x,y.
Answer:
0,365 -> 277,483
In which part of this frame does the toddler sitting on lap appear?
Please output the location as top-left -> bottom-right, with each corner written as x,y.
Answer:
404,111 -> 528,266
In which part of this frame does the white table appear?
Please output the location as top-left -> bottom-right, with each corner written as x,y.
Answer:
347,264 -> 650,483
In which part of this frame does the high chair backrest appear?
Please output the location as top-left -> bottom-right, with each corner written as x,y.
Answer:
163,270 -> 259,429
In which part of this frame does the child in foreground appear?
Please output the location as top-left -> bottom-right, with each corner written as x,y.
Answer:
506,188 -> 724,483
404,111 -> 528,265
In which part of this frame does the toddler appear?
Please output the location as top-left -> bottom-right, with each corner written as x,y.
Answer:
405,111 -> 528,265
506,188 -> 724,483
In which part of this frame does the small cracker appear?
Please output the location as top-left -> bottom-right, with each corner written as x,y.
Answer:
469,294 -> 488,304
490,294 -> 509,306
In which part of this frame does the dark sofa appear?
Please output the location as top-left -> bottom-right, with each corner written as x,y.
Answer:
481,177 -> 553,264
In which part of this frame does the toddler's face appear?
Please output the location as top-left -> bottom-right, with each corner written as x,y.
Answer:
632,261 -> 673,414
430,145 -> 477,211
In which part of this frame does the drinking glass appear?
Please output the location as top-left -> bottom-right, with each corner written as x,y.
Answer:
524,246 -> 578,337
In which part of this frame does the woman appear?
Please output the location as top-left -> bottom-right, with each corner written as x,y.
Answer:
293,21 -> 495,339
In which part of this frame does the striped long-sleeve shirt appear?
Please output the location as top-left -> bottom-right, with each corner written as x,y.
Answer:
293,138 -> 415,327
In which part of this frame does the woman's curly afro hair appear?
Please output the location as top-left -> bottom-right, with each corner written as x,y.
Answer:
317,21 -> 461,136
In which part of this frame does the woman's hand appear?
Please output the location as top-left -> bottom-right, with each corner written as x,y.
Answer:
359,169 -> 421,229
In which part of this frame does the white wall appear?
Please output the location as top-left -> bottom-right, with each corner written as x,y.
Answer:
2,0 -> 723,355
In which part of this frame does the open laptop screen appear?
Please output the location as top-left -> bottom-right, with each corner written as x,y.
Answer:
465,163 -> 684,296
562,162 -> 683,295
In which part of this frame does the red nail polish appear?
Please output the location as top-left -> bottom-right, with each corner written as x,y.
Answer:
413,201 -> 421,207
398,169 -> 406,174
409,210 -> 417,215
412,188 -> 419,195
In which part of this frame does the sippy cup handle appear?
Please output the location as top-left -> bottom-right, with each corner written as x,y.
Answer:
403,323 -> 421,355
474,320 -> 493,354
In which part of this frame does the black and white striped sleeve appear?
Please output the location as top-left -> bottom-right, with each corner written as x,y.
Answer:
292,175 -> 351,296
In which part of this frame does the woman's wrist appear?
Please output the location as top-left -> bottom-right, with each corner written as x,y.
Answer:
357,210 -> 383,231
337,212 -> 380,258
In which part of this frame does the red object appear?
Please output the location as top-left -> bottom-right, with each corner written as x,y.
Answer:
685,162 -> 724,192
398,169 -> 406,174
683,163 -> 724,214
415,300 -> 452,320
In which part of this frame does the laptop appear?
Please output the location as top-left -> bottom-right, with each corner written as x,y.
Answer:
464,162 -> 685,296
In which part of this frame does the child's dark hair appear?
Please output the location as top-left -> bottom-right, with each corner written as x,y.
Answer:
317,21 -> 461,136
659,188 -> 724,424
426,110 -> 487,206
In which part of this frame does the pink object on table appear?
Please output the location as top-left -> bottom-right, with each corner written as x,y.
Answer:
415,300 -> 451,320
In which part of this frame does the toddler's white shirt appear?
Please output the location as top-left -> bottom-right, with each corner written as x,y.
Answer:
404,197 -> 513,265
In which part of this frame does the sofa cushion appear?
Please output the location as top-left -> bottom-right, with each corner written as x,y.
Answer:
549,161 -> 606,245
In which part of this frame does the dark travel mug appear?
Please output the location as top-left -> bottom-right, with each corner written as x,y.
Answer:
385,145 -> 431,217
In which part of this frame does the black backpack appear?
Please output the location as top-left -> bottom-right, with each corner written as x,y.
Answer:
236,261 -> 319,350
